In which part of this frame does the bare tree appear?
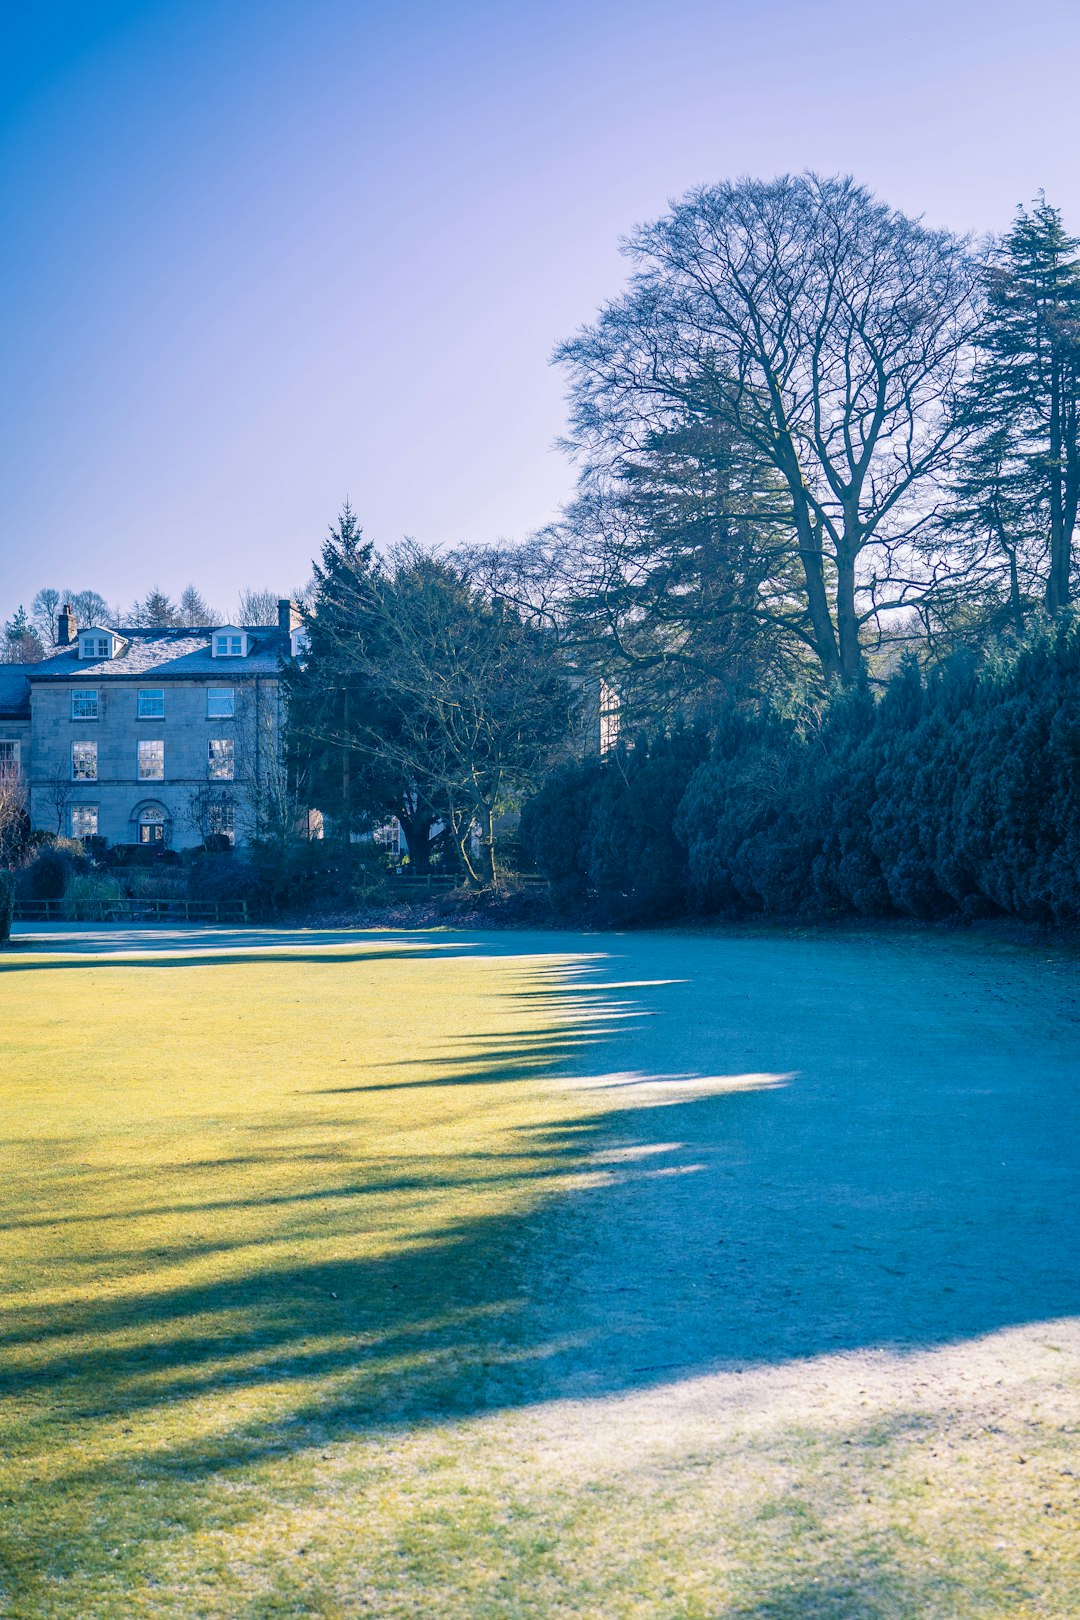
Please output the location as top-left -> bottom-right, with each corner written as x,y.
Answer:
184,782 -> 239,849
40,770 -> 75,836
236,589 -> 279,626
0,762 -> 29,861
558,174 -> 984,684
30,589 -> 61,649
304,544 -> 571,887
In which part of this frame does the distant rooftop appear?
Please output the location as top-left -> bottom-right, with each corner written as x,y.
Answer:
28,625 -> 290,681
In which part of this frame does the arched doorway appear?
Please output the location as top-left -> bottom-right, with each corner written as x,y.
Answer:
135,804 -> 171,846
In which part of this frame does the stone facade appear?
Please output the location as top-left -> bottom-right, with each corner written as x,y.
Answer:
8,603 -> 302,849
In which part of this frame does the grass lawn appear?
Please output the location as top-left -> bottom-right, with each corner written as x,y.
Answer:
1,923 -> 1078,1618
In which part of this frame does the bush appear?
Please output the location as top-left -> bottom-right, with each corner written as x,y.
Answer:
520,728 -> 709,925
678,617 -> 1080,925
16,841 -> 90,901
185,849 -> 264,908
62,871 -> 125,918
120,867 -> 186,900
103,843 -> 181,869
0,870 -> 13,943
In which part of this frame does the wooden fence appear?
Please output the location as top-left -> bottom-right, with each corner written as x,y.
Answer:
12,874 -> 549,926
388,871 -> 549,890
13,898 -> 251,925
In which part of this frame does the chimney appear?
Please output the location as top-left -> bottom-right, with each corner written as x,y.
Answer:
57,603 -> 76,646
277,598 -> 300,635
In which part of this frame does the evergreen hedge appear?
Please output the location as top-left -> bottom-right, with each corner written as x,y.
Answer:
522,618 -> 1080,927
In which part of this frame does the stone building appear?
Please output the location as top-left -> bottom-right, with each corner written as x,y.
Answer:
0,601 -> 306,849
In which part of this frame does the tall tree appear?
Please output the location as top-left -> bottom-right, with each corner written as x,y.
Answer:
237,589 -> 279,626
286,507 -> 444,871
66,590 -> 111,627
950,198 -> 1080,616
130,589 -> 180,627
357,545 -> 572,886
555,416 -> 810,725
29,587 -> 109,646
290,512 -> 571,885
30,589 -> 61,648
2,606 -> 44,663
178,585 -> 217,626
558,174 -> 982,685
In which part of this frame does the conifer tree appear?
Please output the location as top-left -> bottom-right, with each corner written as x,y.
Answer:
954,198 -> 1080,614
285,504 -> 444,870
2,606 -> 44,663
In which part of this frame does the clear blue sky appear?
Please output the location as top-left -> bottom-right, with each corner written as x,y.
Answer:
2,0 -> 1079,620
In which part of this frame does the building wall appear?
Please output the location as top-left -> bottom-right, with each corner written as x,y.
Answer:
26,675 -> 282,847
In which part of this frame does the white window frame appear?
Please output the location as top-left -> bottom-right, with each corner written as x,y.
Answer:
80,635 -> 111,660
207,738 -> 235,780
213,634 -> 245,658
71,740 -> 98,781
207,801 -> 236,845
0,740 -> 20,776
137,688 -> 165,718
137,739 -> 164,781
71,805 -> 99,839
71,689 -> 99,721
206,686 -> 235,718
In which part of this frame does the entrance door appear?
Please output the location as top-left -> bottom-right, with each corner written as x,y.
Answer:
137,809 -> 168,844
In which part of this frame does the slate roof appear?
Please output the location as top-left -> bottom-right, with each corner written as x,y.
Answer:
27,627 -> 290,682
0,664 -> 33,718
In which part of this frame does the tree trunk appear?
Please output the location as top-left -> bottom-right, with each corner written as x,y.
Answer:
834,544 -> 863,685
477,805 -> 497,889
1046,352 -> 1070,611
398,807 -> 434,873
1007,545 -> 1025,632
785,473 -> 842,683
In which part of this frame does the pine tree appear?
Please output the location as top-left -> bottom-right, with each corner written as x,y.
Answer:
285,505 -> 443,870
954,198 -> 1080,615
178,586 -> 215,626
2,605 -> 44,663
133,588 -> 180,627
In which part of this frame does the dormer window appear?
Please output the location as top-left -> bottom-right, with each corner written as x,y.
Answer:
212,628 -> 248,658
78,626 -> 120,661
290,627 -> 310,660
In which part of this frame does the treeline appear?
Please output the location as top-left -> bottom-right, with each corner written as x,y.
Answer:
2,585 -> 291,661
283,175 -> 1080,928
520,618 -> 1080,927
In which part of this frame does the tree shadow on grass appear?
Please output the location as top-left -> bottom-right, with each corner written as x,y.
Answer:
1,926 -> 1078,1585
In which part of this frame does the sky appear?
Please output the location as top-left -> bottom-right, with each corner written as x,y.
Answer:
3,0 -> 1080,624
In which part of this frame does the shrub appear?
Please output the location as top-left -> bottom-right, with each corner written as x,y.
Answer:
520,728 -> 709,925
120,867 -> 186,900
186,850 -> 264,908
62,871 -> 125,919
17,842 -> 90,901
679,617 -> 1080,925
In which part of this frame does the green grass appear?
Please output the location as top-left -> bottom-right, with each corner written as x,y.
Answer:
1,928 -> 1078,1618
